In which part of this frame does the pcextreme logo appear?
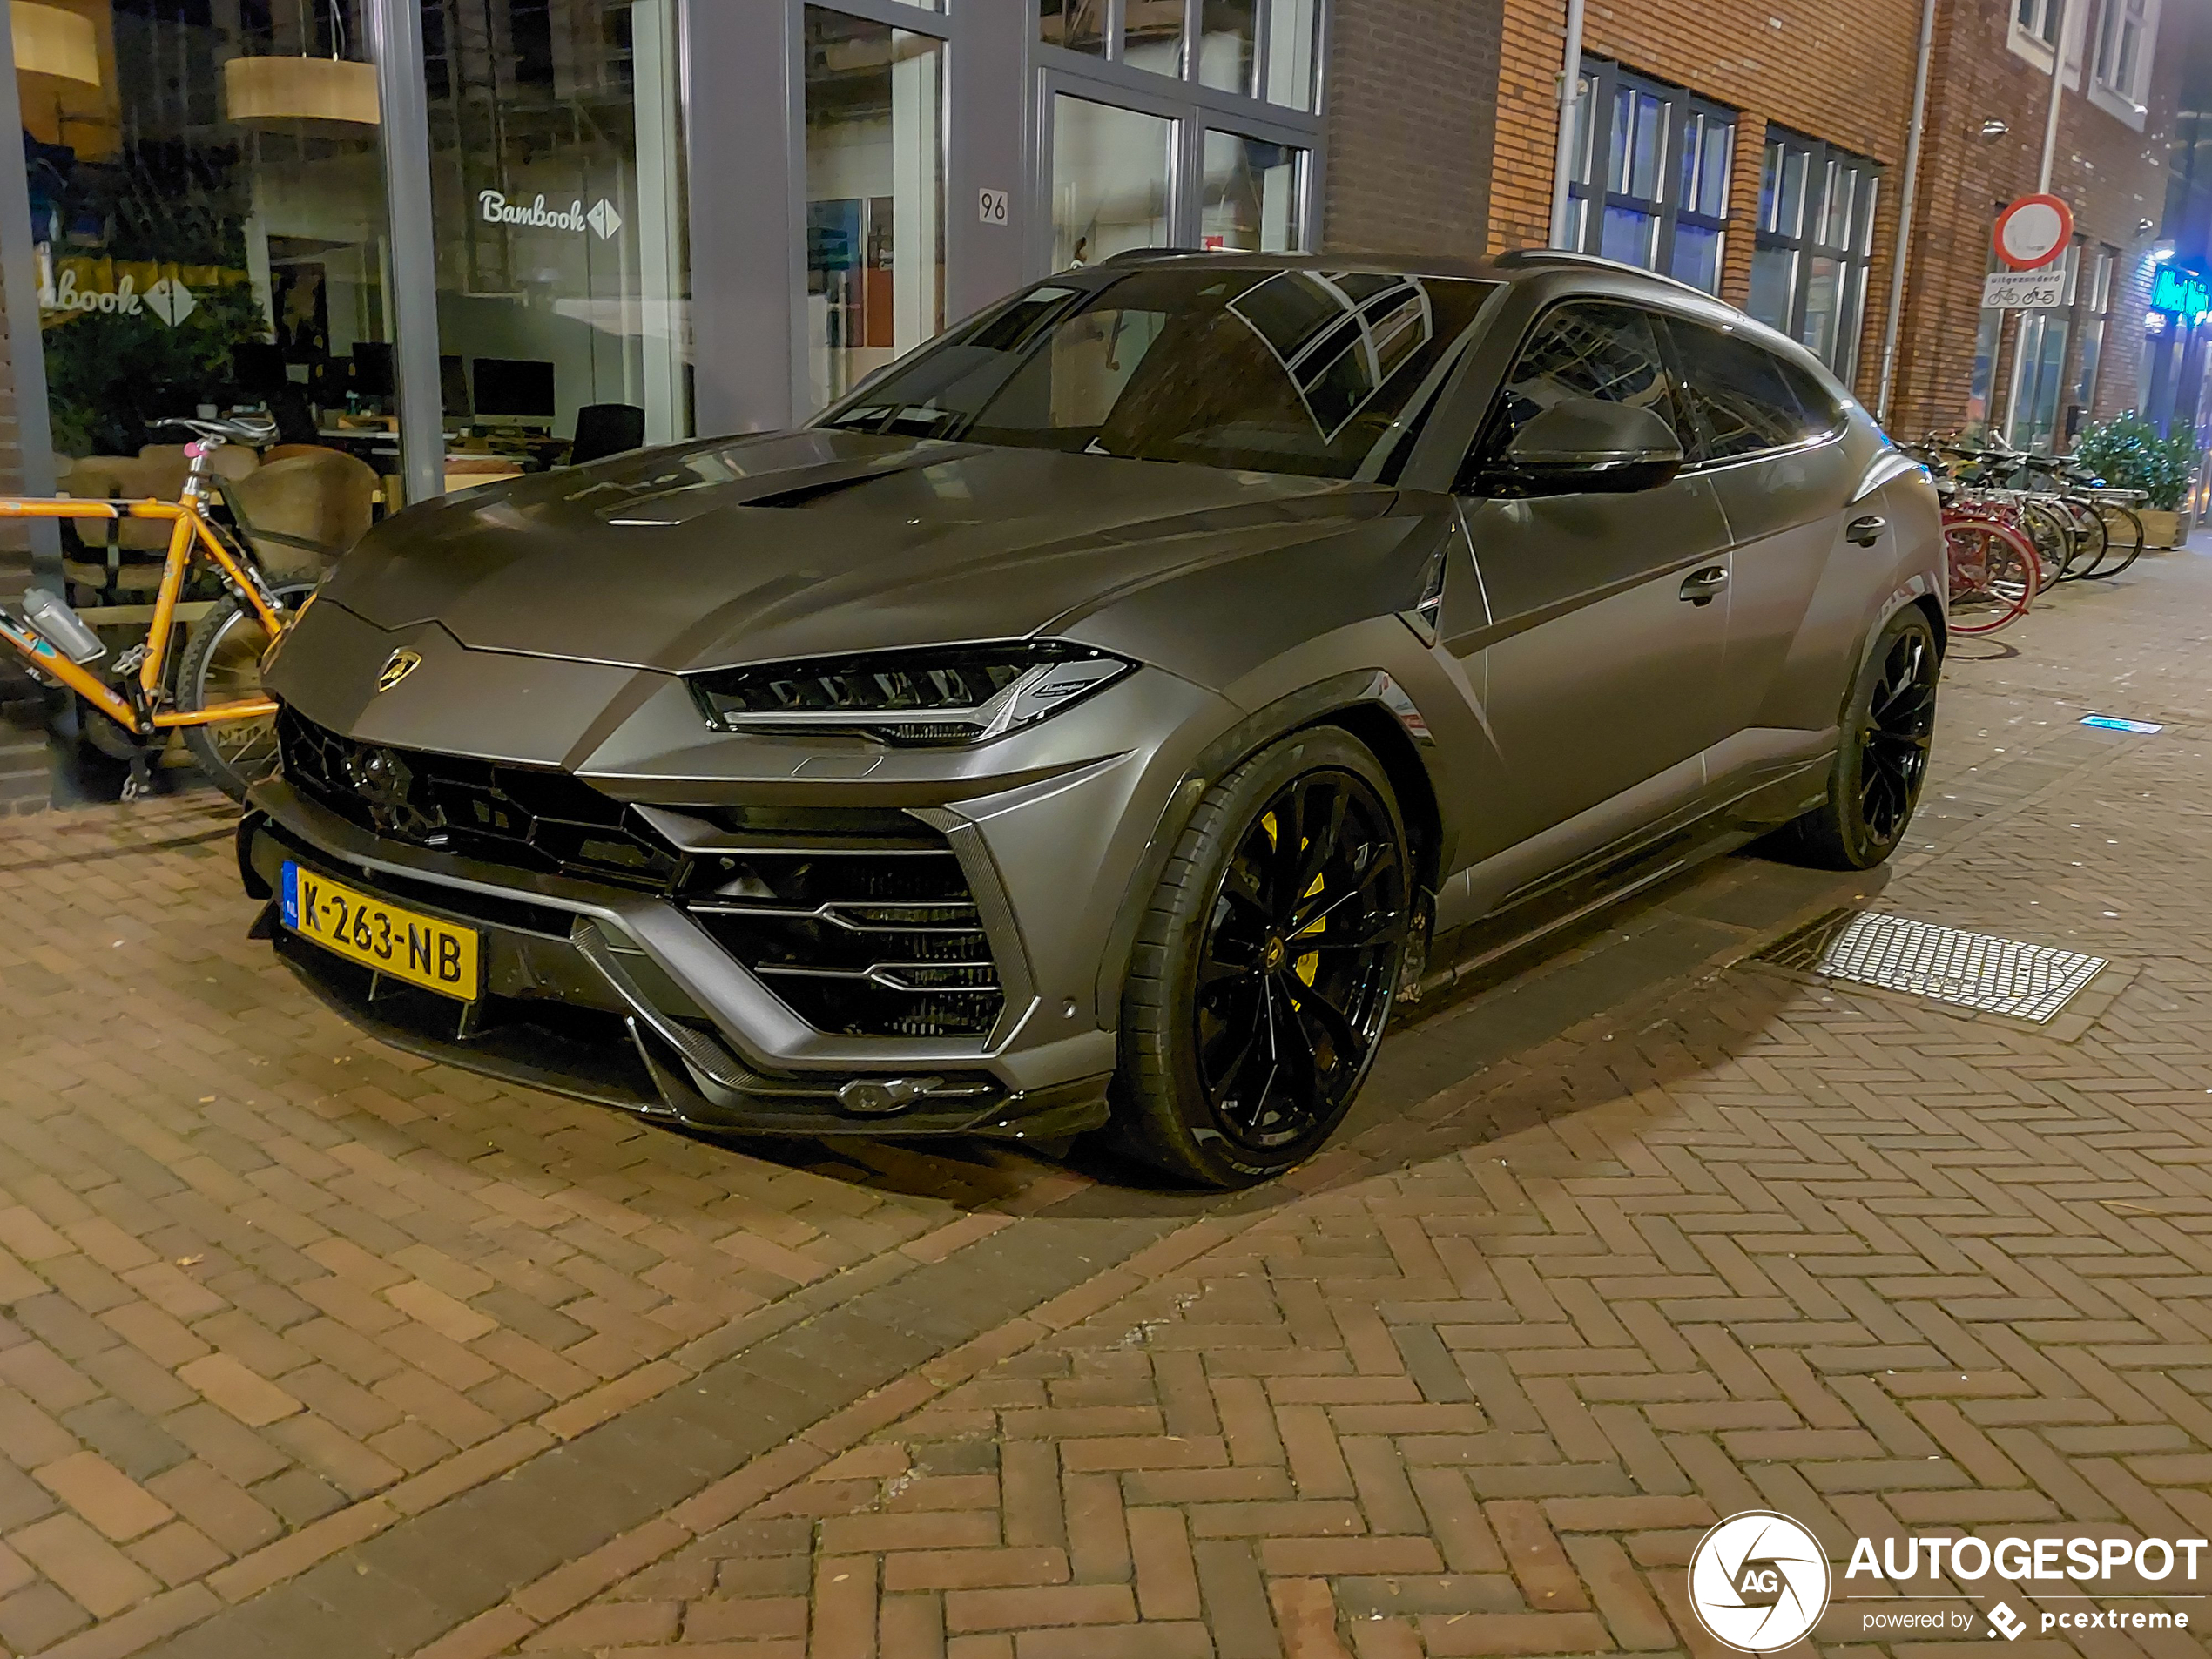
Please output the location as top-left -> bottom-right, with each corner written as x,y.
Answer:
1689,1512 -> 2205,1648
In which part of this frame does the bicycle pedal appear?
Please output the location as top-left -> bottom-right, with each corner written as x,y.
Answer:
111,644 -> 148,677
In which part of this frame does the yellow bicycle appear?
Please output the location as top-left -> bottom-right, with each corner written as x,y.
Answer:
0,415 -> 302,800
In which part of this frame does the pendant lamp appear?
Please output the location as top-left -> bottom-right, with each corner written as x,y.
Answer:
10,1 -> 98,87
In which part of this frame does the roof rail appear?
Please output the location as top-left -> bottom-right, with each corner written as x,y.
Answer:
1096,246 -> 1215,265
1492,246 -> 1721,301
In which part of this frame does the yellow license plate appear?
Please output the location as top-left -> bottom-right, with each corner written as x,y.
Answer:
280,860 -> 480,1001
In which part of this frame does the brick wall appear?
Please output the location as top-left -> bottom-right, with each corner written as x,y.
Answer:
1319,0 -> 1504,255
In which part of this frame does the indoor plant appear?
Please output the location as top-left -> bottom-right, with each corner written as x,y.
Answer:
2074,411 -> 2196,548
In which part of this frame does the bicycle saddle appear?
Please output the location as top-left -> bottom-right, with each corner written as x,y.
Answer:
152,414 -> 279,447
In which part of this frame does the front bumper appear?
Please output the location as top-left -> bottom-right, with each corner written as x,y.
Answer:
239,785 -> 1115,1140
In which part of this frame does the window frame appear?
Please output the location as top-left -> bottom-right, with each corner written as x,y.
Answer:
1746,128 -> 1881,384
1561,57 -> 1737,296
1034,0 -> 1328,113
1031,0 -> 1328,274
2087,0 -> 2157,126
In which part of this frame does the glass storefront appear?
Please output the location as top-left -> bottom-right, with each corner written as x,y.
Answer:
23,0 -> 393,461
8,0 -> 1327,504
2006,242 -> 2079,452
1052,96 -> 1174,270
423,0 -> 692,475
1201,131 -> 1303,252
803,10 -> 943,408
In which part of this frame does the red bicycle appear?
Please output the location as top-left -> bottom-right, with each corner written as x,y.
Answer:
1941,515 -> 2040,635
1900,441 -> 2041,637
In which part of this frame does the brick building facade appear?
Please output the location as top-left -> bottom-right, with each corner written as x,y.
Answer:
1456,0 -> 2175,437
1889,0 -> 2178,439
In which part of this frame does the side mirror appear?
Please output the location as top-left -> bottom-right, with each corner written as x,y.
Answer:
1473,397 -> 1685,496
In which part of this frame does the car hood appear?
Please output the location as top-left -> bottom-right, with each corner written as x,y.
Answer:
320,429 -> 1400,673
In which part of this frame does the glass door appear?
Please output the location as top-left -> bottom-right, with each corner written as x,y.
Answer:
1049,91 -> 1176,270
419,0 -> 691,489
801,8 -> 945,412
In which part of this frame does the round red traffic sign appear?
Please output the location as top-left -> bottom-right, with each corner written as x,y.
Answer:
1993,194 -> 2073,270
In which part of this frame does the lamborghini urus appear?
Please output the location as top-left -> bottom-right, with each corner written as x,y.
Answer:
239,250 -> 1945,1186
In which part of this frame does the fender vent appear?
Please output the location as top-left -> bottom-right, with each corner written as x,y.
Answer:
685,843 -> 1001,1038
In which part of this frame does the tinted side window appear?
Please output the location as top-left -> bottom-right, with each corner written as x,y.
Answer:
1776,356 -> 1849,437
1669,321 -> 1821,459
1474,303 -> 1683,469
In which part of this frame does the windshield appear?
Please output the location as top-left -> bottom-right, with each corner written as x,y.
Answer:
816,266 -> 1498,482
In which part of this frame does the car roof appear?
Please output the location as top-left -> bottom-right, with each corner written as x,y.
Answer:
1102,247 -> 1856,395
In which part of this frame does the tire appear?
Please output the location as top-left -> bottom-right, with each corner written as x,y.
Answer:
1786,607 -> 1939,870
2020,499 -> 2075,582
1943,517 -> 2038,636
2095,506 -> 2146,578
177,587 -> 307,801
1114,727 -> 1411,1188
2055,498 -> 2108,580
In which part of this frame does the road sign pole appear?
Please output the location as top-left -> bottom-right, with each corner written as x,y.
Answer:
2037,0 -> 2067,195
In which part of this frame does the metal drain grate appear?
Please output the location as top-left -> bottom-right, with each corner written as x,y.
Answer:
1760,911 -> 2107,1023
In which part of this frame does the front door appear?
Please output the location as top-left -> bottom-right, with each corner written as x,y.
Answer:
1451,301 -> 1735,866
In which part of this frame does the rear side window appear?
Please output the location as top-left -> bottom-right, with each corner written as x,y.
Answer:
1668,320 -> 1832,460
1473,302 -> 1685,469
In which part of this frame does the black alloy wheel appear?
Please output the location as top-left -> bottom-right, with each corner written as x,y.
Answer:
1785,606 -> 1940,870
1856,624 -> 1939,843
1193,769 -> 1406,1155
1116,729 -> 1411,1187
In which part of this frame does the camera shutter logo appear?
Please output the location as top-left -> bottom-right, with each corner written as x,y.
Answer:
1689,1511 -> 1831,1651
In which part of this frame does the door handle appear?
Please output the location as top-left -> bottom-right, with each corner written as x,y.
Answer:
1845,514 -> 1887,547
1679,566 -> 1728,604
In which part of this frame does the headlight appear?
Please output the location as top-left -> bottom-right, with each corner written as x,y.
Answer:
688,642 -> 1135,745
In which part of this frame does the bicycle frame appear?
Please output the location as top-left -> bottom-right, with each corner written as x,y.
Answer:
0,493 -> 284,733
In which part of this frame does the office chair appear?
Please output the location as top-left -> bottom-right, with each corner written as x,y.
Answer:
569,403 -> 646,466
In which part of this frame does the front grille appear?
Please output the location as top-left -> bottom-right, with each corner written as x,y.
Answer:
278,707 -> 685,892
685,843 -> 1003,1038
277,707 -> 1005,1040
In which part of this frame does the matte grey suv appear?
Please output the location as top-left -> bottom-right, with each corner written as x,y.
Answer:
238,250 -> 1944,1187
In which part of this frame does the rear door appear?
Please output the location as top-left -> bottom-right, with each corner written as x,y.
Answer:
1453,301 -> 1735,862
1663,319 -> 1858,746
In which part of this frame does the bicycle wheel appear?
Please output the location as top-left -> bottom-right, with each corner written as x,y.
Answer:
2056,498 -> 2109,580
176,586 -> 308,800
2094,506 -> 2146,578
1945,517 -> 2039,636
2019,499 -> 2077,583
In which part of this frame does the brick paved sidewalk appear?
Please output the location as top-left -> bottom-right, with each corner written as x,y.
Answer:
2,548 -> 2211,1657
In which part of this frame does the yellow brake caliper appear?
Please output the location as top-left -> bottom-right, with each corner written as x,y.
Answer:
1260,812 -> 1325,985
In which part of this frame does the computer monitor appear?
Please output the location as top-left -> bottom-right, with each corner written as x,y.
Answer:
440,354 -> 471,419
231,341 -> 289,397
349,341 -> 395,398
473,357 -> 556,428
